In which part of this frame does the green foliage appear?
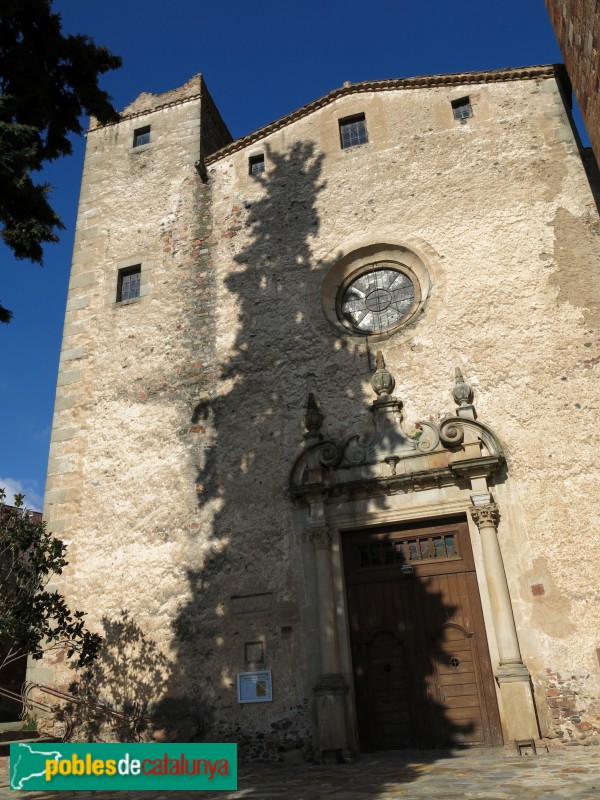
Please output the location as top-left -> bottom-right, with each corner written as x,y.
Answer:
0,0 -> 122,322
0,488 -> 102,673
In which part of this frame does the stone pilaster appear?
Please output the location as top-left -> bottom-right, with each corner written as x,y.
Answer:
470,502 -> 541,742
308,525 -> 352,761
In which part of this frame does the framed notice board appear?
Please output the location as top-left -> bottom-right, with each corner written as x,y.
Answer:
236,670 -> 273,703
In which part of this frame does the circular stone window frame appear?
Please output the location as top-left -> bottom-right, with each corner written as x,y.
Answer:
336,261 -> 421,336
321,242 -> 433,341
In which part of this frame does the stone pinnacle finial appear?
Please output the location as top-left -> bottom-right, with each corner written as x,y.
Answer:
304,392 -> 324,438
371,350 -> 395,399
452,367 -> 473,407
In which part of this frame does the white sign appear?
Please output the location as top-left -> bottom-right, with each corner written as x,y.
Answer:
236,670 -> 273,703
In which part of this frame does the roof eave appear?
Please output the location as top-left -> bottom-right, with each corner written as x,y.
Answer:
205,64 -> 566,165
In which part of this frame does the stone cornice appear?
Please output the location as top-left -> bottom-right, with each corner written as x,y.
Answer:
290,455 -> 505,504
205,64 -> 566,164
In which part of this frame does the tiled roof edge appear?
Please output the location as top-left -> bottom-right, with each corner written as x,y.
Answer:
88,91 -> 203,132
205,64 -> 565,164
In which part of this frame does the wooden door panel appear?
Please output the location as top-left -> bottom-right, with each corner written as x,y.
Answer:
444,695 -> 482,709
366,632 -> 414,750
438,657 -> 476,673
443,682 -> 481,697
343,517 -> 504,751
438,671 -> 479,686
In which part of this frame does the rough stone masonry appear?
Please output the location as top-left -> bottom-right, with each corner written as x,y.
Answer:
39,65 -> 600,759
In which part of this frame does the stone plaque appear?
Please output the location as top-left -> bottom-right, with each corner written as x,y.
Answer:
245,641 -> 265,663
231,592 -> 272,616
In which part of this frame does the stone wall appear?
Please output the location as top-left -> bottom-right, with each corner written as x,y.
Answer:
41,86 -> 215,718
208,69 -> 600,747
42,76 -> 315,761
545,0 -> 600,162
544,669 -> 600,745
40,66 -> 600,757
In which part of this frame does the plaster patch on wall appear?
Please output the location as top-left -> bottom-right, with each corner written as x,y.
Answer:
548,207 -> 600,328
521,557 -> 574,639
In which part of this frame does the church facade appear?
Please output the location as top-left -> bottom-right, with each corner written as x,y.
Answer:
37,64 -> 600,759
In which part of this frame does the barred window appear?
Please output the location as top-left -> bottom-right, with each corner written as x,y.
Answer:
133,125 -> 151,147
339,114 -> 368,149
451,97 -> 472,121
117,266 -> 141,303
249,154 -> 265,176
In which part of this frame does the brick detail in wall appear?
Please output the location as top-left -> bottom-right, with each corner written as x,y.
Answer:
545,669 -> 600,745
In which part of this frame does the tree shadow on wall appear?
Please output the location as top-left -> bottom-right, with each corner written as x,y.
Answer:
66,610 -> 186,742
159,137 -> 490,782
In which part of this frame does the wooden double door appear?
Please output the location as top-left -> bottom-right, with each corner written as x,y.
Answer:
343,517 -> 503,751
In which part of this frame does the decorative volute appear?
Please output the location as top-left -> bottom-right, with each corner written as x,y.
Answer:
290,356 -> 504,500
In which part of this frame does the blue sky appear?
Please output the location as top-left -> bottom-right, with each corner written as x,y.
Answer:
0,1 -> 580,510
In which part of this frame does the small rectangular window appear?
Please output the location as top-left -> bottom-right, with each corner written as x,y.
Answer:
117,266 -> 141,302
339,114 -> 368,149
249,154 -> 265,176
451,97 -> 472,121
133,125 -> 151,147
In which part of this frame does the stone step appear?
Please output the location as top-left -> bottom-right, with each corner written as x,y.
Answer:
0,735 -> 56,758
0,730 -> 40,744
0,721 -> 23,733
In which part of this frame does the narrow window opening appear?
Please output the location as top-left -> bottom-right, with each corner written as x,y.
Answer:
451,97 -> 472,121
339,114 -> 368,149
117,266 -> 141,302
133,125 -> 151,147
249,154 -> 265,176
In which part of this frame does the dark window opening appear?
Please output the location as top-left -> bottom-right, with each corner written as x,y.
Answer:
117,266 -> 141,302
451,97 -> 472,121
133,125 -> 151,147
339,114 -> 368,149
249,154 -> 265,176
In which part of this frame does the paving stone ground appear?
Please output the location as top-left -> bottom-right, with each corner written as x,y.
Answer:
1,746 -> 599,800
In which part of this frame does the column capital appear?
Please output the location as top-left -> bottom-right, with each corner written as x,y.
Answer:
470,502 -> 500,530
308,526 -> 331,550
